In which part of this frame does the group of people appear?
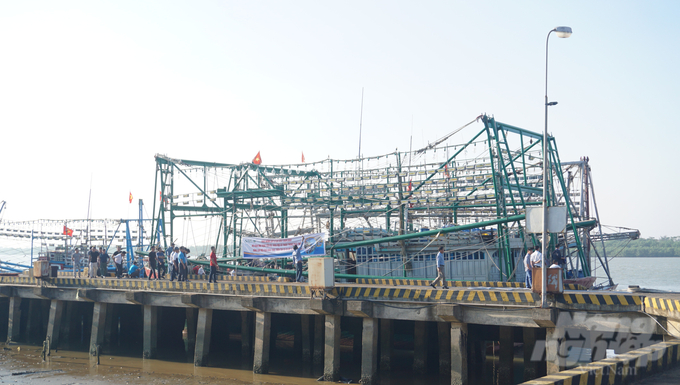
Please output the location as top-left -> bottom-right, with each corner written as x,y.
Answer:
71,246 -> 115,278
70,243 -> 200,281
523,245 -> 563,289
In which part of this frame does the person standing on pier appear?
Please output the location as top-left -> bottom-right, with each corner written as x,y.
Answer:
99,247 -> 109,278
88,246 -> 100,279
429,246 -> 448,289
178,246 -> 188,282
156,246 -> 166,279
114,250 -> 124,278
166,243 -> 175,278
524,246 -> 534,289
531,245 -> 543,269
293,236 -> 305,282
170,246 -> 179,281
148,246 -> 158,280
208,246 -> 218,283
72,248 -> 83,278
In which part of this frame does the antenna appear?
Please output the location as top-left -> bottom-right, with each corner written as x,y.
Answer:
358,87 -> 364,160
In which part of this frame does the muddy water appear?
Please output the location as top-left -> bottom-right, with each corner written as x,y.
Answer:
0,342 -> 474,385
0,343 -> 325,385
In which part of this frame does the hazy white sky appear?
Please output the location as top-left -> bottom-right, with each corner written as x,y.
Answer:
0,1 -> 678,238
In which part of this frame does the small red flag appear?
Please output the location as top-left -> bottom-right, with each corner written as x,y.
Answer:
252,151 -> 262,165
301,152 -> 305,163
63,226 -> 73,237
129,192 -> 133,203
444,164 -> 450,178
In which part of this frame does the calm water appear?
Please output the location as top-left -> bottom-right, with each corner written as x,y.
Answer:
606,257 -> 680,292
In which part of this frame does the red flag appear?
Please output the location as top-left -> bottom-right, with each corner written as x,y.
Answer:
301,152 -> 305,163
252,151 -> 262,165
63,226 -> 73,237
129,192 -> 133,203
444,164 -> 450,178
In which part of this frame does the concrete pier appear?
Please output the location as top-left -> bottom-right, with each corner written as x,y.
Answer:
46,299 -> 64,348
89,302 -> 108,356
2,274 -> 678,385
241,311 -> 253,358
360,318 -> 379,385
379,318 -> 392,371
7,297 -> 21,343
301,314 -> 311,363
499,326 -> 514,385
523,327 -> 539,381
143,305 -> 158,359
545,327 -> 566,374
451,322 -> 468,385
313,314 -> 324,366
324,314 -> 341,382
413,321 -> 428,374
194,308 -> 213,366
438,321 -> 451,375
253,311 -> 271,374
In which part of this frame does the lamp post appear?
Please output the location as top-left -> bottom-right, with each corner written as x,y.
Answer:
542,26 -> 572,308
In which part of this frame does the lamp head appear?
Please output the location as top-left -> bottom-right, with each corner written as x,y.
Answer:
554,26 -> 572,38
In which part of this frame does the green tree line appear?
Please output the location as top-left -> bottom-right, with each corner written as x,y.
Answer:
597,237 -> 680,257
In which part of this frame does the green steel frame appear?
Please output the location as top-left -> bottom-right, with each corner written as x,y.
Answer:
150,114 -> 594,281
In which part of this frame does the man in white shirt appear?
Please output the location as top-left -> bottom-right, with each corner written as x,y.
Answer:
531,247 -> 543,269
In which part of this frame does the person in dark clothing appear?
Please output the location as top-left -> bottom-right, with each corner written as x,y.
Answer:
99,247 -> 109,277
148,246 -> 158,280
88,246 -> 100,278
156,246 -> 166,279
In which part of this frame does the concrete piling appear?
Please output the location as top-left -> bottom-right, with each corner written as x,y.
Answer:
194,308 -> 213,366
46,300 -> 64,348
241,311 -> 253,357
360,317 -> 379,385
451,322 -> 468,385
323,314 -> 341,382
7,297 -> 21,343
143,305 -> 158,359
523,327 -> 538,381
413,321 -> 428,374
301,314 -> 311,363
253,311 -> 271,374
313,315 -> 324,366
89,302 -> 108,356
379,318 -> 392,371
498,326 -> 514,385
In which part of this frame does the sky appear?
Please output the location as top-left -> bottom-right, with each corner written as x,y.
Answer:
0,1 -> 678,239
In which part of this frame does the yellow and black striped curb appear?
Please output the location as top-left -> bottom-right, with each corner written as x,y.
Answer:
338,286 -> 538,304
356,278 -> 522,288
1,276 -> 537,304
563,283 -> 588,291
184,274 -> 291,282
520,340 -> 680,385
557,292 -> 643,307
356,278 -> 587,291
644,296 -> 680,312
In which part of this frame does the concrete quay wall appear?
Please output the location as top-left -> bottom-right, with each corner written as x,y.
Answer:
0,277 -> 676,385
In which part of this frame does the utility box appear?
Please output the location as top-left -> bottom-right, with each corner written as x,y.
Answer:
307,257 -> 335,289
33,261 -> 50,278
531,267 -> 563,294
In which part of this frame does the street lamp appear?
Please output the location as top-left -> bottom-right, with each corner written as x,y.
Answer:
542,26 -> 572,308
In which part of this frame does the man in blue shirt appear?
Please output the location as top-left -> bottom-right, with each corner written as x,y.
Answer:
429,246 -> 448,289
129,262 -> 141,278
292,237 -> 305,282
178,247 -> 187,282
